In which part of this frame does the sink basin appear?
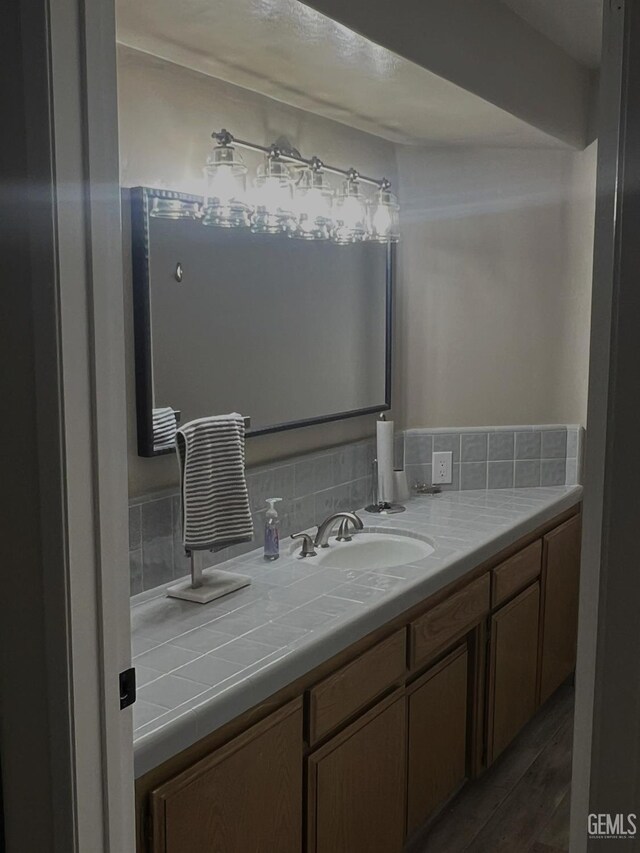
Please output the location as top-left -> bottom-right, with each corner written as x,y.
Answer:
307,532 -> 434,571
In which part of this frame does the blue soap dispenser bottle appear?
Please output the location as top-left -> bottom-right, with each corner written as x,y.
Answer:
264,498 -> 282,561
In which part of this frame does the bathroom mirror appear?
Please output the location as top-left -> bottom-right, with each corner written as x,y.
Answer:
130,187 -> 393,456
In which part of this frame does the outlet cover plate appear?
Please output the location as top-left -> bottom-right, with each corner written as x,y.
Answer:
432,451 -> 453,484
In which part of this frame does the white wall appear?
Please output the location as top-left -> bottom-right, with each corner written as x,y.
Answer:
395,142 -> 596,430
117,46 -> 399,497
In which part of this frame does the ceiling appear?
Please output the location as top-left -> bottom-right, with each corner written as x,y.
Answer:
116,0 -> 593,149
501,0 -> 602,69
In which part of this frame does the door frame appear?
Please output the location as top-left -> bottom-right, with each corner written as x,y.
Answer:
571,0 -> 640,849
0,0 -> 133,848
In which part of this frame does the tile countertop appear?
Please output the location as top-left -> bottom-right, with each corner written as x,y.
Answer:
131,485 -> 582,777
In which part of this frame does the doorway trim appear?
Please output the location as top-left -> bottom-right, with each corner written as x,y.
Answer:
0,0 -> 134,848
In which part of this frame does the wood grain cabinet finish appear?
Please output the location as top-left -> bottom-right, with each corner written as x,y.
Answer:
487,583 -> 541,763
406,645 -> 469,835
307,690 -> 406,853
410,574 -> 490,668
491,540 -> 542,607
539,515 -> 582,704
149,699 -> 303,853
308,629 -> 406,745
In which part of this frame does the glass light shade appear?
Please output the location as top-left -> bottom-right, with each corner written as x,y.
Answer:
292,169 -> 334,240
202,146 -> 251,228
149,196 -> 201,220
251,160 -> 298,234
332,179 -> 369,244
369,188 -> 400,243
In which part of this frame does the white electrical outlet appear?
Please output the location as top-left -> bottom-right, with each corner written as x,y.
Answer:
432,451 -> 453,484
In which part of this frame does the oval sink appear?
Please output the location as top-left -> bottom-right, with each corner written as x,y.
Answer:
309,532 -> 434,571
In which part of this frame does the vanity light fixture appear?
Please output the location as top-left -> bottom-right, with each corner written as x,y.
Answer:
200,129 -> 400,244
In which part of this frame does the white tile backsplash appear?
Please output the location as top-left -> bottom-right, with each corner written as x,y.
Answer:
130,437 -> 375,595
403,424 -> 583,493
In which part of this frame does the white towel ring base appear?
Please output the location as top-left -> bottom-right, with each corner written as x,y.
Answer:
167,567 -> 251,604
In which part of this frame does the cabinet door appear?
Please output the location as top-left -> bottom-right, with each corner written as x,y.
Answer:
406,645 -> 468,835
539,514 -> 582,704
487,583 -> 540,763
308,690 -> 406,853
150,699 -> 303,853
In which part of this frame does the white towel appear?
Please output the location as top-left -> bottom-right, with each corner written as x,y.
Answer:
176,414 -> 253,552
153,407 -> 177,452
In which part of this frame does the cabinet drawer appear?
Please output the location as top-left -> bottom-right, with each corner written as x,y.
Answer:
491,540 -> 542,607
410,574 -> 490,669
308,629 -> 406,744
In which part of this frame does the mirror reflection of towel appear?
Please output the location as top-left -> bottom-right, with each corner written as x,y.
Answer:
176,414 -> 253,552
152,407 -> 177,452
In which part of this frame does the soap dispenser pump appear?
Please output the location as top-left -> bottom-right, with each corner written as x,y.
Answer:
264,498 -> 283,561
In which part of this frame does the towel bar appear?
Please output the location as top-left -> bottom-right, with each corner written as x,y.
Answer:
173,413 -> 250,430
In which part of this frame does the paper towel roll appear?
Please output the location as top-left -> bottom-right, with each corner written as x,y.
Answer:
376,419 -> 395,504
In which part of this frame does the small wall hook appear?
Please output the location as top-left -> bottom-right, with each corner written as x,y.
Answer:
175,262 -> 183,283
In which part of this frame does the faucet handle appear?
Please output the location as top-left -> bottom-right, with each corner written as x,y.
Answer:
336,519 -> 353,542
336,512 -> 364,542
291,532 -> 317,558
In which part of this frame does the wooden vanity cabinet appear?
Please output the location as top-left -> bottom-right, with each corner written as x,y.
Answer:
148,699 -> 303,853
487,583 -> 541,763
307,690 -> 406,853
539,514 -> 582,703
406,644 -> 469,835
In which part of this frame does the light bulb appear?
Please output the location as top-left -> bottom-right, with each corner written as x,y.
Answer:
332,178 -> 368,244
369,186 -> 400,243
251,159 -> 298,234
202,146 -> 251,228
292,169 -> 333,240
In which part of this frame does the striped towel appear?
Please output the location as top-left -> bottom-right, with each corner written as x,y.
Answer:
176,414 -> 253,552
153,407 -> 178,452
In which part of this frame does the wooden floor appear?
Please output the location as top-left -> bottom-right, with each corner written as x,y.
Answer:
412,683 -> 574,853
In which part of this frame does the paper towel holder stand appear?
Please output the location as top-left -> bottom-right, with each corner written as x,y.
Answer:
365,458 -> 407,514
365,414 -> 406,514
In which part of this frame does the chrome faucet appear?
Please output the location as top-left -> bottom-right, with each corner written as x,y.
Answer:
291,511 -> 364,557
316,511 -> 363,547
